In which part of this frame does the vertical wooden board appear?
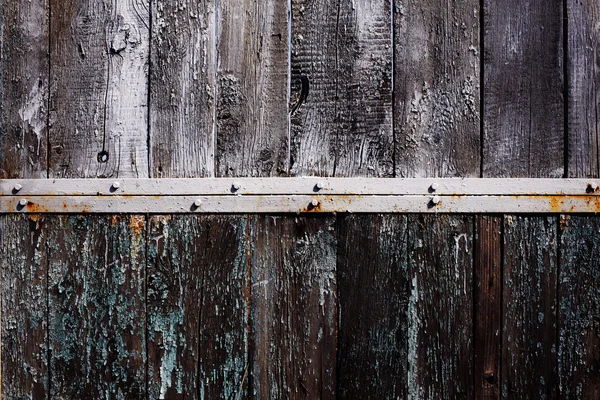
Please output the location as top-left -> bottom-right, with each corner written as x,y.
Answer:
290,0 -> 393,177
336,215 -> 408,398
46,215 -> 146,398
248,216 -> 336,398
216,0 -> 289,177
406,215 -> 474,398
483,0 -> 564,177
49,0 -> 150,178
0,215 -> 48,398
150,0 -> 216,178
568,0 -> 600,177
502,216 -> 558,398
474,216 -> 502,399
147,215 -> 249,400
394,0 -> 480,178
558,215 -> 600,398
0,0 -> 48,178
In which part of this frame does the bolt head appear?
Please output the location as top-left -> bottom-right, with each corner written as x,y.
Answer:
112,181 -> 120,189
19,199 -> 28,206
194,199 -> 202,207
232,182 -> 241,191
316,181 -> 325,190
14,184 -> 22,192
310,199 -> 319,207
432,195 -> 441,205
430,182 -> 439,191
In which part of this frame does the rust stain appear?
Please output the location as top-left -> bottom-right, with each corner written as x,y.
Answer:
129,215 -> 145,236
111,215 -> 119,226
25,202 -> 50,213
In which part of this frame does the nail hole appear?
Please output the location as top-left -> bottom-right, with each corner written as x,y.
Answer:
98,151 -> 109,163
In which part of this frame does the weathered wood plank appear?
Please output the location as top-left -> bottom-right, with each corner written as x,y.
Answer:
483,0 -> 564,177
0,215 -> 48,398
502,216 -> 558,398
150,0 -> 216,178
558,215 -> 600,398
0,0 -> 48,179
568,0 -> 600,177
46,215 -> 146,398
474,215 -> 502,399
406,215 -> 474,398
290,0 -> 393,177
49,0 -> 150,178
248,216 -> 336,398
216,0 -> 289,177
394,0 -> 480,178
337,214 -> 408,398
147,215 -> 249,399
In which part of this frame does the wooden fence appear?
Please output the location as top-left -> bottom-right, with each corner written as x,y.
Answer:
0,0 -> 598,398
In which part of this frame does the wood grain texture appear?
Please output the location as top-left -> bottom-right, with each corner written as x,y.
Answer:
483,0 -> 564,178
49,0 -> 150,178
502,216 -> 558,398
248,216 -> 336,398
0,215 -> 48,398
150,0 -> 216,178
216,0 -> 289,177
337,214 -> 408,398
474,216 -> 502,399
147,215 -> 249,399
394,0 -> 480,178
558,215 -> 600,398
46,215 -> 146,398
290,0 -> 393,177
568,0 -> 600,177
0,0 -> 48,179
406,215 -> 474,398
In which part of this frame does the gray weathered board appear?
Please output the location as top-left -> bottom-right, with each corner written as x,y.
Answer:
1,0 -> 599,399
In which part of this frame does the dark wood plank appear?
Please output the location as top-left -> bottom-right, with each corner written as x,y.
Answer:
394,0 -> 480,178
49,0 -> 150,178
147,215 -> 249,399
0,0 -> 48,179
290,0 -> 393,177
568,0 -> 600,177
406,215 -> 474,398
558,215 -> 600,398
474,216 -> 502,399
337,214 -> 408,398
0,215 -> 48,398
502,216 -> 558,398
248,216 -> 336,398
150,0 -> 216,178
216,0 -> 289,177
483,0 -> 564,177
47,215 -> 146,398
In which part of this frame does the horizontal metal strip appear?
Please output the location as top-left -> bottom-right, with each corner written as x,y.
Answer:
2,195 -> 599,214
2,178 -> 600,196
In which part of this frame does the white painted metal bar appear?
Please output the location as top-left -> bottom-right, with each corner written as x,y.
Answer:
2,194 -> 600,214
2,178 -> 600,197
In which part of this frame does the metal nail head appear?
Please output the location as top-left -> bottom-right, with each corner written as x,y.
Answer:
316,181 -> 325,190
19,199 -> 28,207
14,184 -> 22,192
430,182 -> 439,191
310,199 -> 319,207
112,181 -> 120,189
432,195 -> 441,205
232,182 -> 241,191
194,199 -> 202,207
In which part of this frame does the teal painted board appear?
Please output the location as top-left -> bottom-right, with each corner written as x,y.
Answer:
336,214 -> 408,398
248,216 -> 337,398
502,216 -> 558,398
147,215 -> 249,399
558,215 -> 600,398
46,215 -> 146,398
0,215 -> 48,398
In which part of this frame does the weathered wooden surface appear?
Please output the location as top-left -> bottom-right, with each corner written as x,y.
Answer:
216,0 -> 289,177
502,216 -> 558,398
483,0 -> 564,177
47,215 -> 146,398
394,0 -> 480,178
0,215 -> 48,398
49,0 -> 150,178
147,215 -> 249,399
249,216 -> 336,398
337,214 -> 407,398
290,0 -> 393,176
150,0 -> 216,178
474,215 -> 502,399
558,215 -> 600,398
568,0 -> 600,177
0,0 -> 48,179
